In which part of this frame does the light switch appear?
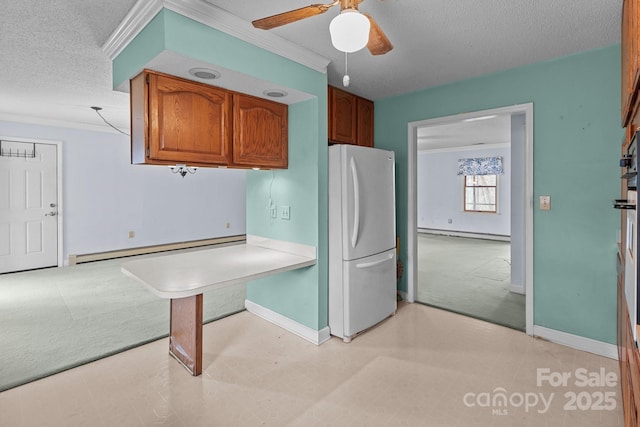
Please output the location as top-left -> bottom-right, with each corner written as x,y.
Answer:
539,195 -> 551,211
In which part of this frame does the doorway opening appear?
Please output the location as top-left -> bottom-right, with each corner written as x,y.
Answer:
406,103 -> 534,335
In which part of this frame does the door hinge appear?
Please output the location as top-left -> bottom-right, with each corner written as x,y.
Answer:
145,74 -> 149,84
146,148 -> 150,157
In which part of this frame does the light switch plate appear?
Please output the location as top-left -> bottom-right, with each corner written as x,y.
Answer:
280,205 -> 290,220
539,195 -> 551,211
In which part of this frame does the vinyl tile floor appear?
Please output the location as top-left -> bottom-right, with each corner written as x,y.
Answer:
0,302 -> 622,426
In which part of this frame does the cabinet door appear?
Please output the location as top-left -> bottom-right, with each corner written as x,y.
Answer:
329,86 -> 357,144
356,97 -> 374,147
232,94 -> 288,169
148,72 -> 231,165
623,0 -> 640,127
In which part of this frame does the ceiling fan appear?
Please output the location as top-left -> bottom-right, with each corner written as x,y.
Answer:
252,0 -> 393,55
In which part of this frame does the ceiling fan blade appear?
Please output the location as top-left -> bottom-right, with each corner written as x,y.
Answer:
252,2 -> 339,30
364,13 -> 393,55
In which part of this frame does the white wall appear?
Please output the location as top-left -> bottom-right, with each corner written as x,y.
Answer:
417,145 -> 511,236
0,120 -> 246,264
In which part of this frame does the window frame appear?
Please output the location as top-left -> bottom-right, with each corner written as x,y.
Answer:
463,174 -> 498,213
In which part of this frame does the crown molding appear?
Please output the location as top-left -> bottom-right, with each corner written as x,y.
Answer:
102,0 -> 330,74
102,0 -> 164,60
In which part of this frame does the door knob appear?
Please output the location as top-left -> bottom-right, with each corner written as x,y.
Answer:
49,203 -> 56,208
45,211 -> 57,216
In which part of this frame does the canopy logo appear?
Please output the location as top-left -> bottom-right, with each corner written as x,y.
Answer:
463,388 -> 552,415
462,367 -> 618,416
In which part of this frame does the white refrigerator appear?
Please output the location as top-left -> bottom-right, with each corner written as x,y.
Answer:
328,144 -> 397,342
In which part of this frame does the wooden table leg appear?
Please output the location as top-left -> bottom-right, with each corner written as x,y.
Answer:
169,294 -> 203,376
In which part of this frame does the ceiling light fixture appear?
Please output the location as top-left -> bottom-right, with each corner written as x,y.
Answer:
90,106 -> 129,136
329,9 -> 370,53
263,89 -> 288,98
188,68 -> 221,80
169,164 -> 198,177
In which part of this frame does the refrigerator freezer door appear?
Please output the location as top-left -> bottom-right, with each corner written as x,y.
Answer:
341,146 -> 396,261
342,249 -> 397,338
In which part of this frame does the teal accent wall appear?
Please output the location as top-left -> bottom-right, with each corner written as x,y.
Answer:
375,45 -> 623,344
246,99 -> 327,329
112,13 -> 167,89
112,9 -> 328,331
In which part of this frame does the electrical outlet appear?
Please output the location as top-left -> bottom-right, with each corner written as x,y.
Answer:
280,205 -> 290,220
225,222 -> 231,229
270,205 -> 277,218
128,231 -> 134,238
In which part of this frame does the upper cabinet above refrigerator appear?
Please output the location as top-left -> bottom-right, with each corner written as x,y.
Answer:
328,86 -> 374,147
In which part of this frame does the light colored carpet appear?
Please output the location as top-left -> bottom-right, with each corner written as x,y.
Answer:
0,247 -> 246,392
416,233 -> 525,331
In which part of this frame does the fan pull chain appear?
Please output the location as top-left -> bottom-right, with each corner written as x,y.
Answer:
343,52 -> 350,87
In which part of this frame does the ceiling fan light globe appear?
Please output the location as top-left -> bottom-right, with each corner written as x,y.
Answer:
329,10 -> 370,53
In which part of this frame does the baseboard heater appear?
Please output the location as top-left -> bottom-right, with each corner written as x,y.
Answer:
67,235 -> 246,265
417,228 -> 510,242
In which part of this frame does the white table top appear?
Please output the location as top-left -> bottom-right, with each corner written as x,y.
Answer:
121,236 -> 317,299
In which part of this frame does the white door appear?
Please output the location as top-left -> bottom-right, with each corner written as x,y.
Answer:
0,141 -> 59,273
340,145 -> 396,261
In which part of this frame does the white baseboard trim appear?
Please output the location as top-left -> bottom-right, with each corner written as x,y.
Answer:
397,290 -> 412,303
417,228 -> 510,242
68,235 -> 245,265
245,299 -> 331,346
533,325 -> 618,360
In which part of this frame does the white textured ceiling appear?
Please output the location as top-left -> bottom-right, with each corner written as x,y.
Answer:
417,114 -> 513,152
0,0 -> 622,134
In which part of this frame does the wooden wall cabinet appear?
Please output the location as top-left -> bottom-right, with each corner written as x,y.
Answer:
232,94 -> 288,169
618,271 -> 640,426
130,69 -> 288,169
623,0 -> 640,127
131,70 -> 231,166
620,3 -> 640,425
356,97 -> 374,148
328,86 -> 374,147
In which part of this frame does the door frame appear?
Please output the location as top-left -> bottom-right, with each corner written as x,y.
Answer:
1,135 -> 64,269
406,103 -> 534,336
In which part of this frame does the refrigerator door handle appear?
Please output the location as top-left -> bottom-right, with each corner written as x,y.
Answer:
350,156 -> 360,248
356,253 -> 394,269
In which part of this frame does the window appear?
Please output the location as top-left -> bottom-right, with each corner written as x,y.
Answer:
464,174 -> 497,212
